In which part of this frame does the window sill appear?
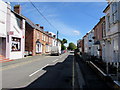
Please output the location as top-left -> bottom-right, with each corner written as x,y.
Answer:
11,50 -> 21,52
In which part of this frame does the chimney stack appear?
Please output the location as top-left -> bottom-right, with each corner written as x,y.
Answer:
46,31 -> 49,33
40,26 -> 44,30
36,24 -> 40,27
49,33 -> 52,36
14,5 -> 21,14
53,35 -> 56,38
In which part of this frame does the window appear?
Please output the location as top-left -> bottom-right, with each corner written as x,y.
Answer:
36,40 -> 42,53
113,38 -> 118,51
42,34 -> 44,41
11,37 -> 21,51
46,45 -> 49,52
44,35 -> 46,41
107,15 -> 110,30
16,17 -> 21,29
112,2 -> 118,24
37,32 -> 40,39
49,38 -> 50,43
102,21 -> 106,37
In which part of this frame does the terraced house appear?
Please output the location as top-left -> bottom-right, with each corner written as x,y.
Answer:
93,16 -> 105,58
103,1 -> 120,65
25,16 -> 53,56
0,1 -> 25,61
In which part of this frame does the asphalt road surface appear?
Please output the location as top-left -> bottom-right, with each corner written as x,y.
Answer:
1,53 -> 79,89
1,52 -> 112,90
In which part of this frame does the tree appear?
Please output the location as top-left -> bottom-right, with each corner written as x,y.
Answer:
61,44 -> 66,50
61,38 -> 67,50
62,38 -> 67,44
68,42 -> 77,50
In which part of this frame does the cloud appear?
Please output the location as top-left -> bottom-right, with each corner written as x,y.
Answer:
73,30 -> 80,35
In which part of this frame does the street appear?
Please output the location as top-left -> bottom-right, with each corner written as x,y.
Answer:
0,1 -> 120,90
1,52 -> 113,89
1,53 -> 79,89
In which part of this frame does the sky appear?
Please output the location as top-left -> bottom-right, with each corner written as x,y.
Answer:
11,2 -> 107,46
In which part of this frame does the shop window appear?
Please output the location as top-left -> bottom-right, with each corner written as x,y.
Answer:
11,37 -> 21,51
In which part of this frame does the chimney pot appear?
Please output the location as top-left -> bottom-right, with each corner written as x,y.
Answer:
40,26 -> 44,30
46,31 -> 49,33
14,5 -> 21,14
36,24 -> 40,27
53,35 -> 56,38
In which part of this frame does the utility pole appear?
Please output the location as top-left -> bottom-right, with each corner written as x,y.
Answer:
57,31 -> 59,46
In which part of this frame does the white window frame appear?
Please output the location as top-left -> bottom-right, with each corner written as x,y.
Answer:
36,43 -> 42,53
42,34 -> 44,41
112,2 -> 118,24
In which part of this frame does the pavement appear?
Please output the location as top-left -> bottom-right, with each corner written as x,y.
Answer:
75,55 -> 112,90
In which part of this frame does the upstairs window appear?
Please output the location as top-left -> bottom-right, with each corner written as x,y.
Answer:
102,21 -> 106,37
16,17 -> 22,29
37,32 -> 40,39
112,2 -> 118,24
44,35 -> 46,41
107,14 -> 110,31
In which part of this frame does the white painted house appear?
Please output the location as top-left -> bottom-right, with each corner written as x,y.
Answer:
0,1 -> 8,57
88,29 -> 94,56
84,33 -> 89,53
103,1 -> 120,64
0,1 -> 25,59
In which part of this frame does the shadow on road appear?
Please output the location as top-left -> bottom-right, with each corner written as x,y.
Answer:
19,55 -> 79,89
75,54 -> 113,90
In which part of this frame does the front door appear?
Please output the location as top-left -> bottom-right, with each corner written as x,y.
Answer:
0,37 -> 6,57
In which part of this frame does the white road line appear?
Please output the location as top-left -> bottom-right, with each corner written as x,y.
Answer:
29,64 -> 49,77
53,59 -> 58,62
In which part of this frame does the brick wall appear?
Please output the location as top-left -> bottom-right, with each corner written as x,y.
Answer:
25,23 -> 33,55
94,17 -> 105,57
33,29 -> 43,55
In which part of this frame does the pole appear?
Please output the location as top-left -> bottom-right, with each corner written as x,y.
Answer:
57,31 -> 58,46
57,31 -> 59,55
106,61 -> 109,75
117,51 -> 119,81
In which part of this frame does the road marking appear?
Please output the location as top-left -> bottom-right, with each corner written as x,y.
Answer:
53,59 -> 58,62
72,57 -> 75,88
29,64 -> 49,77
0,56 -> 47,71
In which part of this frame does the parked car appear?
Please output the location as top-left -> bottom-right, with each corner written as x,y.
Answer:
51,46 -> 61,56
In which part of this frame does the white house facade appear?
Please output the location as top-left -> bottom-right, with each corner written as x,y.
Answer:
0,1 -> 8,57
88,30 -> 94,56
103,1 -> 120,64
0,1 -> 25,60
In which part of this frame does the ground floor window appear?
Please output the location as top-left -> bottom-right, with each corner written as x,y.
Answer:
46,45 -> 49,52
11,37 -> 21,51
